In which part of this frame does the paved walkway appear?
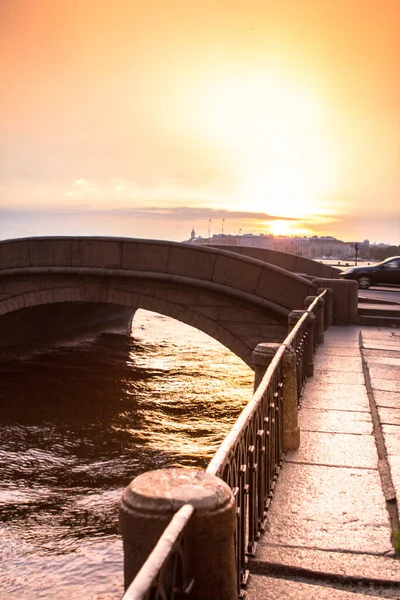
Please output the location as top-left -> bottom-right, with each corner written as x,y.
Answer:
248,325 -> 400,599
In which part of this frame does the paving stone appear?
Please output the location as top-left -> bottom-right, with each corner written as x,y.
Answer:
312,371 -> 365,385
363,349 -> 400,360
388,455 -> 400,477
322,340 -> 360,349
324,327 -> 360,346
316,347 -> 362,357
382,424 -> 400,434
366,356 -> 400,366
301,382 -> 370,411
324,328 -> 360,340
377,407 -> 400,426
368,364 -> 400,379
287,430 -> 378,469
387,456 -> 400,501
299,409 -> 372,435
322,331 -> 360,341
246,574 -> 392,600
314,356 -> 363,372
390,476 -> 400,505
371,378 -> 400,394
363,341 -> 400,351
362,331 -> 399,340
250,546 -> 400,583
374,390 -> 400,409
381,425 -> 400,456
260,463 -> 392,554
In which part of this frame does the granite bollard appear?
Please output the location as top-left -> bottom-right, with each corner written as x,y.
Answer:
288,309 -> 315,377
252,343 -> 300,451
119,467 -> 237,600
304,294 -> 326,344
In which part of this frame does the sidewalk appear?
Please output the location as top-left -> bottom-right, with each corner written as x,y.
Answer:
247,325 -> 400,599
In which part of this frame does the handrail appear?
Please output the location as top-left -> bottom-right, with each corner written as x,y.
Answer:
207,291 -> 327,478
206,345 -> 284,594
122,504 -> 195,600
121,288 -> 329,599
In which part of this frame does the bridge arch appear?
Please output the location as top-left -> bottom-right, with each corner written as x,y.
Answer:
0,237 -> 318,365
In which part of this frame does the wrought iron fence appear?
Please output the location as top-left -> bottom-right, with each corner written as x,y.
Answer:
307,290 -> 327,352
288,313 -> 309,406
122,288 -> 328,599
206,354 -> 284,596
289,289 -> 327,406
122,504 -> 195,600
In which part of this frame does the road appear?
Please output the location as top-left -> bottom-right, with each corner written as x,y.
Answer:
359,286 -> 400,305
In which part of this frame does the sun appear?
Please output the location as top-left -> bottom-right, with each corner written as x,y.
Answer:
267,220 -> 312,237
269,220 -> 293,237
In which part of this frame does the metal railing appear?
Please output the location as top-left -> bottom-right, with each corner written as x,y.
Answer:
122,505 -> 195,600
289,313 -> 309,406
122,288 -> 329,600
291,289 -> 327,406
206,348 -> 284,595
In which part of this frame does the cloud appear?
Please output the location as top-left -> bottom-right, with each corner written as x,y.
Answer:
0,204 -> 301,222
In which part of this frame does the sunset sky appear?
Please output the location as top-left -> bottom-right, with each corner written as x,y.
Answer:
1,0 -> 399,244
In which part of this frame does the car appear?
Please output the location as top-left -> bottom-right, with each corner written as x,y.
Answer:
339,256 -> 400,289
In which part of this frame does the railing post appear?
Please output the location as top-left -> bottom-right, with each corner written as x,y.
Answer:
281,345 -> 301,451
289,309 -> 315,377
304,295 -> 318,350
252,343 -> 300,451
304,295 -> 317,310
305,312 -> 315,376
304,294 -> 325,346
317,287 -> 333,328
252,342 -> 280,392
317,296 -> 325,343
119,467 -> 237,600
288,309 -> 305,334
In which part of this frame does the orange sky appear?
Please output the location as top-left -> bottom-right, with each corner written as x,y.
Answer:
1,0 -> 399,243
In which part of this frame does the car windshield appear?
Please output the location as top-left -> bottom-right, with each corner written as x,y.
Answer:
379,257 -> 400,268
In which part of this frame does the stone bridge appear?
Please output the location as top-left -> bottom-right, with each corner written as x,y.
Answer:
209,244 -> 341,279
0,237 -> 322,365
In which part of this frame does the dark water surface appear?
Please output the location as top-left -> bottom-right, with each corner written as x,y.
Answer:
0,310 -> 253,599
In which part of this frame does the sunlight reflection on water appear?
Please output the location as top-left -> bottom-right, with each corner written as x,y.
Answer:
0,309 -> 253,599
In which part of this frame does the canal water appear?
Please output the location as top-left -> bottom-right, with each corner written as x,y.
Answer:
0,310 -> 253,599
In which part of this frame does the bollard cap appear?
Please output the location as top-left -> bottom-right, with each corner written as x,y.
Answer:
121,468 -> 234,517
252,342 -> 281,366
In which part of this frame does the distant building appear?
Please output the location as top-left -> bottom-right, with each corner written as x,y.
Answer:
183,231 -> 372,260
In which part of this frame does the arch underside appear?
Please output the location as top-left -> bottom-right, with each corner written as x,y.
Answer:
0,275 -> 288,366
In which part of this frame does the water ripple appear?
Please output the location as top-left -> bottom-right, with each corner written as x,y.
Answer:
0,309 -> 253,598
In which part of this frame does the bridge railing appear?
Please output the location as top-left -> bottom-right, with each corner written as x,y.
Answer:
120,288 -> 330,600
121,504 -> 194,600
206,342 -> 284,595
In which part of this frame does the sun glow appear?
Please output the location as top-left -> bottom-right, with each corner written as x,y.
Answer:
268,220 -> 314,237
195,71 -> 338,221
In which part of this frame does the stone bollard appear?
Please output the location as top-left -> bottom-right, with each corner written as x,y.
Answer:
252,342 -> 279,392
119,468 -> 237,600
288,309 -> 306,334
317,287 -> 333,328
288,309 -> 315,377
304,295 -> 325,345
316,297 -> 325,344
312,279 -> 357,324
252,343 -> 300,451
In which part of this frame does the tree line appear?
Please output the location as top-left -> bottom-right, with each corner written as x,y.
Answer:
368,245 -> 400,261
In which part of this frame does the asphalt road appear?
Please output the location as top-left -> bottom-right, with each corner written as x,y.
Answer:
359,286 -> 400,305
